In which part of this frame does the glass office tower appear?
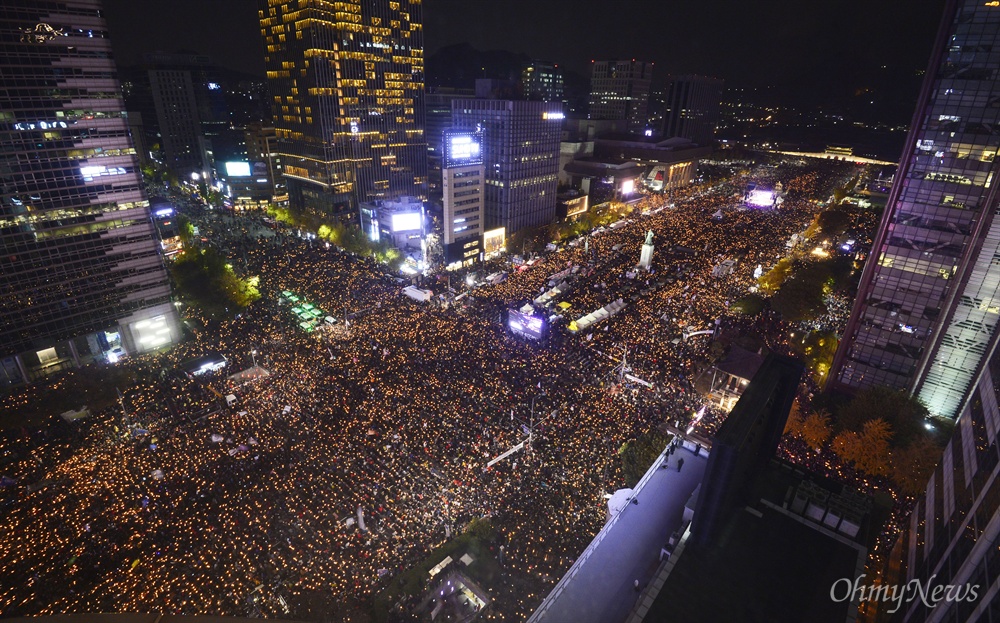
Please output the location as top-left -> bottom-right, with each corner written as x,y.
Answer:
883,344 -> 1000,622
0,0 -> 179,387
452,99 -> 561,236
830,0 -> 1000,419
258,0 -> 428,219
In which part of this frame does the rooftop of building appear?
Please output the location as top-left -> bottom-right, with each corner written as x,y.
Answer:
563,159 -> 645,180
595,135 -> 699,150
645,498 -> 861,623
528,446 -> 708,623
712,353 -> 802,449
714,344 -> 766,382
640,459 -> 886,623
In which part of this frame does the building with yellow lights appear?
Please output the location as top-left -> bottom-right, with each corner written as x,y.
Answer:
258,0 -> 427,219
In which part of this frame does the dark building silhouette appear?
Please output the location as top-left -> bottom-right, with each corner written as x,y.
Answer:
691,354 -> 803,546
521,60 -> 564,103
588,60 -> 653,134
661,74 -> 723,146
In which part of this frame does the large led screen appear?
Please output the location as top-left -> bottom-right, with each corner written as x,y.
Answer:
508,309 -> 545,340
391,212 -> 422,232
225,162 -> 252,177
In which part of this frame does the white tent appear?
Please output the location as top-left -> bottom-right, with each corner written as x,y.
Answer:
402,286 -> 433,303
227,365 -> 270,383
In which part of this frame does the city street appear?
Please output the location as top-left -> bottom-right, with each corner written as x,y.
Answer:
0,160 -> 860,621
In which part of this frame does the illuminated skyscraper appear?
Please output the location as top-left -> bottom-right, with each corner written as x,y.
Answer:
258,0 -> 427,219
880,344 -> 1000,622
588,60 -> 652,134
830,0 -> 1000,419
0,0 -> 179,387
441,128 -> 484,267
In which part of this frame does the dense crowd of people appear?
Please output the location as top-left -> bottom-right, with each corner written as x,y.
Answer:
0,160 -> 860,621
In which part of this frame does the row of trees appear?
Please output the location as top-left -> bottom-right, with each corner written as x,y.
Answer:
170,247 -> 261,318
783,387 -> 948,496
768,257 -> 854,323
506,201 -> 634,256
267,206 -> 405,270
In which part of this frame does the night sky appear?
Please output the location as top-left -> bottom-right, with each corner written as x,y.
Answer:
103,0 -> 947,106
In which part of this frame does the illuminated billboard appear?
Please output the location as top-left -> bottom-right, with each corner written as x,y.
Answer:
225,161 -> 251,177
391,212 -> 422,232
443,130 -> 483,168
508,308 -> 545,340
483,227 -> 506,258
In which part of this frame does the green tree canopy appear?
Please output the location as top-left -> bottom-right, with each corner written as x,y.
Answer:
817,208 -> 852,238
837,385 -> 928,449
171,247 -> 260,318
175,214 -> 195,246
619,430 -> 672,488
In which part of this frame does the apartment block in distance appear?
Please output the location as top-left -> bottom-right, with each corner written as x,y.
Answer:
0,0 -> 180,387
258,0 -> 428,220
521,60 -> 564,103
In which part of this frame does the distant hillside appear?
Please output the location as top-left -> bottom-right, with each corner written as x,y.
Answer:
426,43 -> 531,89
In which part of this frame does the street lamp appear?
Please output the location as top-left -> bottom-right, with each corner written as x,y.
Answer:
251,349 -> 257,367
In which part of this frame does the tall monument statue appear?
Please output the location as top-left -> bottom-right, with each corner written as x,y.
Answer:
639,229 -> 655,270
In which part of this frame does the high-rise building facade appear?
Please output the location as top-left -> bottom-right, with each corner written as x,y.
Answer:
244,122 -> 285,201
123,53 -> 233,181
0,0 -> 179,387
830,0 -> 1000,419
258,0 -> 427,219
662,74 -> 723,146
521,61 -> 564,103
442,129 -> 484,267
424,87 -> 473,201
588,60 -> 653,133
882,343 -> 1000,623
148,65 -> 213,181
452,99 -> 561,235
